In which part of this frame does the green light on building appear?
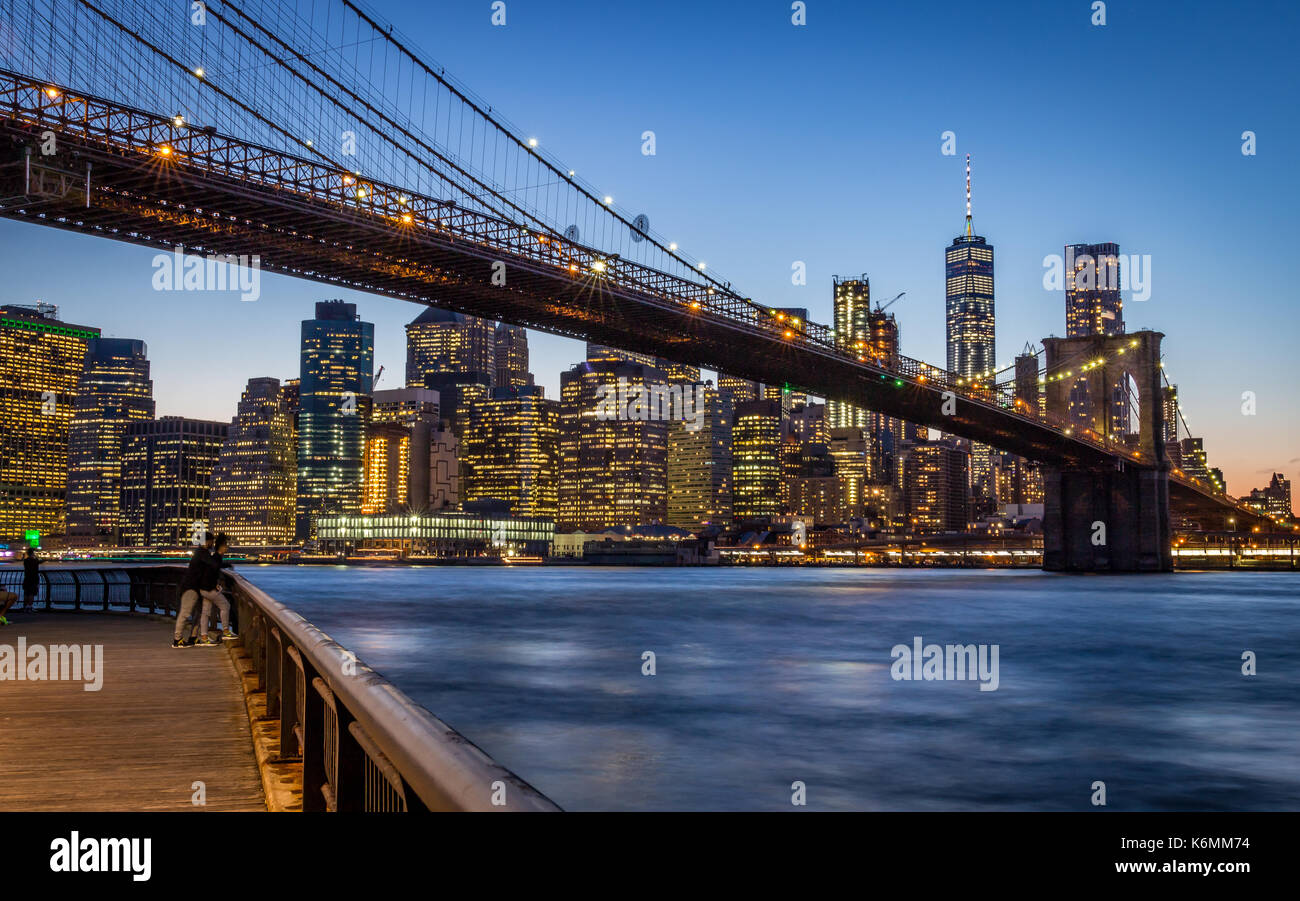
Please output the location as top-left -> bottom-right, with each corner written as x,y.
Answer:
24,529 -> 40,548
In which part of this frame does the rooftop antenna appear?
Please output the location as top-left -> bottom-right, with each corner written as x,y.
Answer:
965,153 -> 973,237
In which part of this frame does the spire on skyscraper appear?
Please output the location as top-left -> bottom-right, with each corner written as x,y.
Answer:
965,153 -> 973,238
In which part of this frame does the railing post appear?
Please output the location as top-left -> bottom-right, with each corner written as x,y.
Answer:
279,636 -> 298,758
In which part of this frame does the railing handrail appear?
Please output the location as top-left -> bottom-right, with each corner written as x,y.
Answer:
225,571 -> 559,812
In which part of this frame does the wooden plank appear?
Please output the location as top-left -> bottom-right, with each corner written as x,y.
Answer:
0,612 -> 267,811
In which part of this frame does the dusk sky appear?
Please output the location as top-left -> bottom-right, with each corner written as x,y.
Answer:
2,0 -> 1296,497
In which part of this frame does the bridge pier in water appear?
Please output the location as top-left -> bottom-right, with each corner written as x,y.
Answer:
1040,330 -> 1173,572
1042,465 -> 1172,572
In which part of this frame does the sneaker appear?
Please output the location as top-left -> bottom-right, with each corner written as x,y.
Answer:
196,636 -> 219,647
0,615 -> 8,626
181,637 -> 197,648
171,638 -> 187,648
222,629 -> 238,641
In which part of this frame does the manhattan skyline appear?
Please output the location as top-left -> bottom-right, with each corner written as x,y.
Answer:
0,0 -> 1294,498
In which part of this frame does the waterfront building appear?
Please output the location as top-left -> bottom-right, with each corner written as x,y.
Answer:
732,399 -> 782,521
559,359 -> 668,530
405,307 -> 496,388
0,303 -> 98,542
902,439 -> 971,534
210,377 -> 297,547
828,427 -> 874,518
666,384 -> 733,529
296,300 -> 374,540
494,323 -> 532,388
1246,473 -> 1291,519
945,155 -> 995,381
462,384 -> 560,520
120,416 -> 228,547
316,508 -> 554,557
66,337 -> 155,546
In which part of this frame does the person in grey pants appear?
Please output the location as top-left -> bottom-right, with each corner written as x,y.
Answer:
173,532 -> 217,648
193,533 -> 236,645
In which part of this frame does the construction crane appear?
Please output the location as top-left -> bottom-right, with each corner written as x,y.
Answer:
875,291 -> 905,313
372,365 -> 385,390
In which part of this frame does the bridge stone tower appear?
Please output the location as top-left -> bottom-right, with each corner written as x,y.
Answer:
1040,330 -> 1172,572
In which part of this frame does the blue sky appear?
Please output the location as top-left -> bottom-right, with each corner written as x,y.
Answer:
2,0 -> 1296,495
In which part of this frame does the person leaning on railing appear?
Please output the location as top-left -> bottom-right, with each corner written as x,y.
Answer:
192,533 -> 237,647
172,532 -> 217,649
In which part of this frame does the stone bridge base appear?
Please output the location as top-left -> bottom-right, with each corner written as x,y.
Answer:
1043,465 -> 1172,572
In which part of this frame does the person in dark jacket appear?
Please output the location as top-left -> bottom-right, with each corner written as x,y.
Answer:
173,532 -> 217,648
21,547 -> 39,614
4,547 -> 41,625
193,533 -> 235,646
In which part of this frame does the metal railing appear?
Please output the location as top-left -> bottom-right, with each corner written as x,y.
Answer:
0,563 -> 561,813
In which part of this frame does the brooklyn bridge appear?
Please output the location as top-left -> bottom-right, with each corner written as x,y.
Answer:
0,0 -> 1275,570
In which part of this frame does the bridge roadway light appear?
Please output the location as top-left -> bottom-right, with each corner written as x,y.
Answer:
45,87 -> 59,98
603,196 -> 613,204
528,138 -> 538,147
173,115 -> 184,127
194,67 -> 204,78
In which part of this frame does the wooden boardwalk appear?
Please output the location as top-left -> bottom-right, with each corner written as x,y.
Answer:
0,612 -> 266,811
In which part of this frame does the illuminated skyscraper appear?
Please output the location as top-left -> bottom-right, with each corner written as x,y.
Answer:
559,359 -> 667,529
494,323 -> 532,388
0,303 -> 98,542
666,384 -> 733,529
829,276 -> 871,430
362,422 -> 412,515
945,155 -> 995,380
656,359 -> 702,385
120,417 -> 228,547
405,307 -> 496,388
902,439 -> 971,533
732,399 -> 782,521
1161,384 -> 1179,445
296,301 -> 374,539
586,343 -> 656,366
210,377 -> 297,546
716,373 -> 760,404
66,337 -> 154,546
1065,242 -> 1124,338
462,384 -> 560,520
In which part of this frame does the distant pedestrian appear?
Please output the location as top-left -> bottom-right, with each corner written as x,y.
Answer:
173,532 -> 217,648
21,546 -> 40,614
193,533 -> 236,646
